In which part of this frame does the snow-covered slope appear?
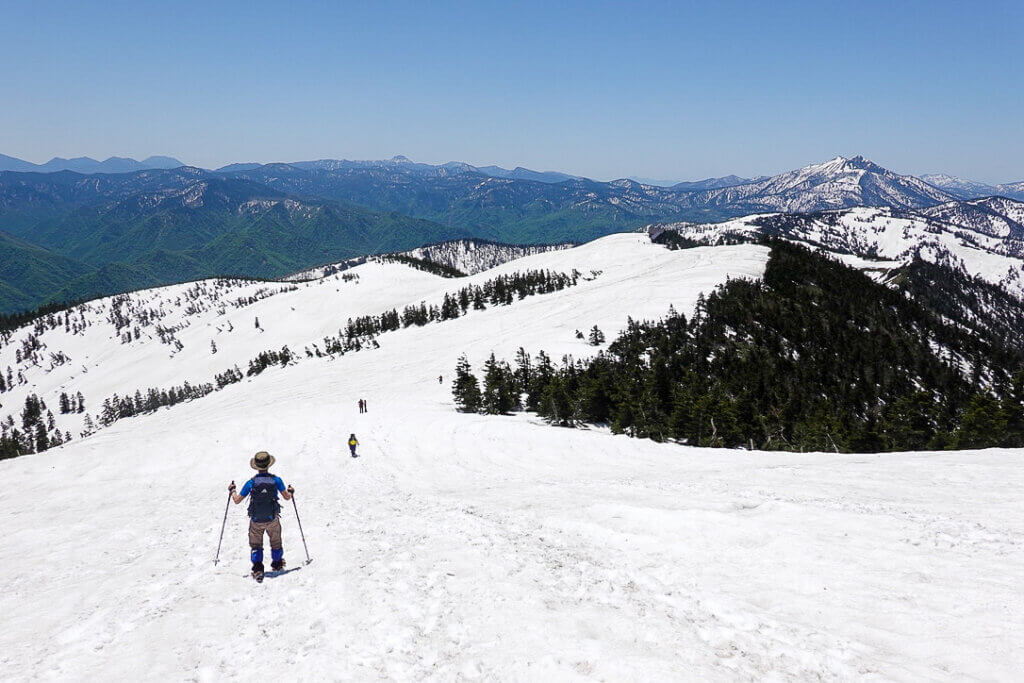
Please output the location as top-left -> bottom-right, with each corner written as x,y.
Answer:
0,235 -> 765,452
2,235 -> 1023,680
655,201 -> 1024,298
920,196 -> 1024,243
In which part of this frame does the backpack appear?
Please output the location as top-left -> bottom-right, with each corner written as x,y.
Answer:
247,473 -> 281,522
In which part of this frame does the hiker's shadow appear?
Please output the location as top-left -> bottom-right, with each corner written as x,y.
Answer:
264,567 -> 303,579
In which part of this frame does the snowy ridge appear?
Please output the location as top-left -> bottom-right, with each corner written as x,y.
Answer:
0,235 -> 762,450
398,239 -> 575,275
654,199 -> 1024,298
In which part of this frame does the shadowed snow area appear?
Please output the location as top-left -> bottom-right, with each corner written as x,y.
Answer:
1,235 -> 1022,680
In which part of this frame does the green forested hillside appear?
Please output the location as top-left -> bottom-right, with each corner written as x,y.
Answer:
0,171 -> 469,313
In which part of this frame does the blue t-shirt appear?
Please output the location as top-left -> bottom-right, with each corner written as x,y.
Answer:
240,474 -> 286,497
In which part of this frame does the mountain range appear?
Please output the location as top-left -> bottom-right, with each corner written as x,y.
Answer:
0,153 -> 185,174
920,173 -> 1024,201
1,152 -> 1023,314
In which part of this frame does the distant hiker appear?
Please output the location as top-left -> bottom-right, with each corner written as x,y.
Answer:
348,433 -> 359,458
438,375 -> 443,384
362,399 -> 368,413
358,399 -> 363,414
229,451 -> 294,581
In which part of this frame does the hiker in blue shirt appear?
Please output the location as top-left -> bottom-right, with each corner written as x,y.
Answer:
229,450 -> 294,580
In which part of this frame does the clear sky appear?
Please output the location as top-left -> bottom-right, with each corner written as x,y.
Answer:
1,0 -> 1022,183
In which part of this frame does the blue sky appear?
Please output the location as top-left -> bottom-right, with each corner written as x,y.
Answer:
1,0 -> 1021,182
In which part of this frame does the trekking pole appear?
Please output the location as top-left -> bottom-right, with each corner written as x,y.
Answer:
213,482 -> 234,565
291,495 -> 312,564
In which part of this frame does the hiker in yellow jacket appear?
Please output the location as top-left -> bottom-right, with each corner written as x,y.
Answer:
348,433 -> 359,458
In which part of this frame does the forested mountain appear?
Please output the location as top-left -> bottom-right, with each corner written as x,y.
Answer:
0,152 -> 1020,315
217,155 -> 964,244
0,168 -> 467,312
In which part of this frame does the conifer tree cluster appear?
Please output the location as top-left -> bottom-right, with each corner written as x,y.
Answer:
452,354 -> 523,415
376,254 -> 467,278
456,242 -> 1024,452
0,393 -> 73,459
99,382 -> 217,427
246,346 -> 295,376
58,391 -> 86,414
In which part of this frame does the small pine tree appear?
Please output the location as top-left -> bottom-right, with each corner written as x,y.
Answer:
588,325 -> 605,346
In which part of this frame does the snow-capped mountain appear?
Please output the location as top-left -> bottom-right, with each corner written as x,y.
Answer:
652,197 -> 1024,298
690,155 -> 956,213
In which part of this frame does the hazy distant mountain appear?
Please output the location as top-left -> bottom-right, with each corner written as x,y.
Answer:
0,154 -> 40,173
0,154 -> 185,174
215,162 -> 265,172
475,166 -> 580,183
920,174 -> 1024,202
921,174 -> 1000,199
998,182 -> 1024,201
279,156 -> 581,184
670,175 -> 763,191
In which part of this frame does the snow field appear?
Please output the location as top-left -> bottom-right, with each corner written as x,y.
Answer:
1,234 -> 1022,680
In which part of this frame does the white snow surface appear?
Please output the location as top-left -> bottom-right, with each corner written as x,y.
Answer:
2,234 -> 1023,680
658,204 -> 1024,299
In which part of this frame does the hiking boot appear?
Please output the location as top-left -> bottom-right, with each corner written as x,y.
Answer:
251,562 -> 265,579
271,559 -> 286,571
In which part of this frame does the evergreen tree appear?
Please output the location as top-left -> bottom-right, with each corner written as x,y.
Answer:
1001,371 -> 1024,447
954,393 -> 1007,449
452,355 -> 482,413
481,354 -> 516,415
